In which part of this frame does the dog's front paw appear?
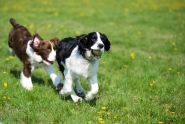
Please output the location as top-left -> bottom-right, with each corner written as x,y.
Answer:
85,92 -> 97,101
78,91 -> 85,97
75,97 -> 83,103
56,83 -> 63,90
59,88 -> 71,97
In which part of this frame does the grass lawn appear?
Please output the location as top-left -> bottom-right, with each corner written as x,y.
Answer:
0,0 -> 185,123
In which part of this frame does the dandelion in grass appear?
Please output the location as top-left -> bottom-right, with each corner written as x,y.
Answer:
113,115 -> 117,119
148,56 -> 152,59
3,96 -> 6,99
3,72 -> 6,74
137,31 -> 141,35
102,61 -> 107,65
124,107 -> 128,110
149,83 -> 153,87
177,72 -> 180,74
168,68 -> 172,71
127,114 -> 130,118
107,112 -> 110,116
54,12 -> 58,16
8,97 -> 11,100
102,106 -> 106,111
171,112 -> 175,114
158,121 -> 163,124
174,47 -> 177,51
4,83 -> 8,87
98,117 -> 103,121
76,30 -> 80,35
29,24 -> 34,29
130,53 -> 135,59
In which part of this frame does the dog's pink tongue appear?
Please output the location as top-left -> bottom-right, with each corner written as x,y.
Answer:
95,55 -> 101,59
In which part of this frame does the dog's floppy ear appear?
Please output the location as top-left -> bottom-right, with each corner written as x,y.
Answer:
33,34 -> 43,47
77,34 -> 88,49
101,33 -> 111,51
50,37 -> 60,50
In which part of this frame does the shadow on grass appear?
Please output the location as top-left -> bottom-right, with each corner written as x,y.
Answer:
10,69 -> 50,86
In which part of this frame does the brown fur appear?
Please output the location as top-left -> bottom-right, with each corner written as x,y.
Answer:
8,18 -> 59,78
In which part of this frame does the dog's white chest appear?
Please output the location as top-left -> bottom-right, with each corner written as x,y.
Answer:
65,47 -> 99,78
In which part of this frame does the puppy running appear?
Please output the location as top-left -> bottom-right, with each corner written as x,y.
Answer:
56,32 -> 111,102
8,18 -> 63,90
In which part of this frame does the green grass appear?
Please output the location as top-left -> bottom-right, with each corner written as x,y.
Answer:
0,0 -> 185,123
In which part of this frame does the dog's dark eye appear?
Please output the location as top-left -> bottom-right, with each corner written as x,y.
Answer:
92,36 -> 97,41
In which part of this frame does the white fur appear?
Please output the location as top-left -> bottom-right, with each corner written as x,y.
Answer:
47,42 -> 56,61
20,71 -> 33,90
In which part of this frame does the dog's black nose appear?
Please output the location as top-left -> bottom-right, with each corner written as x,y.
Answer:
98,44 -> 104,49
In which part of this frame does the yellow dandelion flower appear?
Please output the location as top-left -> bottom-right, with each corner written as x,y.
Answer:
102,106 -> 106,111
124,107 -> 128,110
50,122 -> 54,124
4,83 -> 8,87
168,68 -> 172,71
29,24 -> 34,29
113,115 -> 117,119
177,72 -> 180,74
130,53 -> 135,59
75,30 -> 80,35
174,48 -> 177,51
3,72 -> 6,74
148,56 -> 152,59
98,117 -> 103,121
3,96 -> 6,99
127,114 -> 130,118
171,112 -> 175,114
158,121 -> 163,124
102,61 -> 107,65
54,12 -> 58,16
171,42 -> 176,46
99,120 -> 104,124
6,58 -> 10,61
107,112 -> 111,116
137,31 -> 141,35
149,83 -> 153,87
124,8 -> 129,12
8,97 -> 11,100
97,111 -> 102,114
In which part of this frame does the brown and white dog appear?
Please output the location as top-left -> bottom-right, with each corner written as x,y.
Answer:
8,18 -> 63,90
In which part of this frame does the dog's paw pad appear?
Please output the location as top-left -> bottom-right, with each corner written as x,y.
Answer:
57,83 -> 63,90
76,98 -> 83,103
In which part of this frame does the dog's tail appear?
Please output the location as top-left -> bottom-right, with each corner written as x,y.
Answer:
9,18 -> 19,28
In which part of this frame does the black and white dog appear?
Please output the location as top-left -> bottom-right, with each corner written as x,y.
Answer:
56,32 -> 111,102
